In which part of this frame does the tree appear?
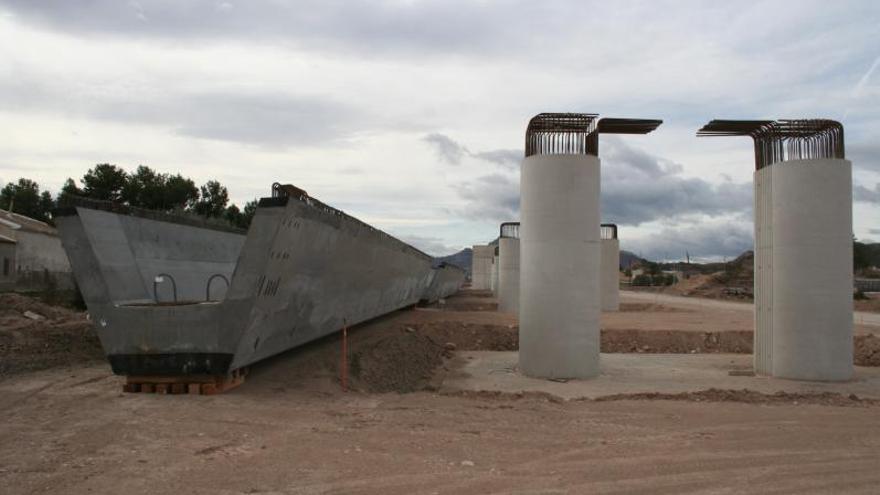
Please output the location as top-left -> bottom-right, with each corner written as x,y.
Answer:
1,178 -> 49,222
224,204 -> 243,227
56,178 -> 81,208
81,164 -> 127,202
163,174 -> 199,211
194,180 -> 229,218
855,238 -> 871,271
241,199 -> 258,229
39,191 -> 55,219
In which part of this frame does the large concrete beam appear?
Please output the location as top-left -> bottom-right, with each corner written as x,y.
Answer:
422,263 -> 467,303
55,192 -> 434,376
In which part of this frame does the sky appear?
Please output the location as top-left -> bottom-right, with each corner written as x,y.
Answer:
0,0 -> 878,261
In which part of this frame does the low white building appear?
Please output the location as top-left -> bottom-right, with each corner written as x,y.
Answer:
0,210 -> 73,291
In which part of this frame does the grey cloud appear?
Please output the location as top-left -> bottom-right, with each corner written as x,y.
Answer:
448,138 -> 755,259
422,133 -> 467,165
601,138 -> 752,225
854,183 -> 880,203
453,173 -> 520,223
847,143 -> 880,172
0,75 -> 370,147
423,133 -> 520,169
471,149 -> 521,170
870,228 -> 880,235
624,221 -> 754,262
0,0 -> 537,58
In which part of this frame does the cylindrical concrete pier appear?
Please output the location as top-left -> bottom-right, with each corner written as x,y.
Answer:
697,118 -> 851,381
498,222 -> 520,314
519,154 -> 601,379
770,159 -> 853,381
471,245 -> 494,290
600,224 -> 620,312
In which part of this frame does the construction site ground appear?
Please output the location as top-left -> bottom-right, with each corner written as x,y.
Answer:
2,290 -> 880,494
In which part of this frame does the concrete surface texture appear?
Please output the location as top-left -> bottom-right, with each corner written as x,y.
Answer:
443,351 -> 880,400
772,159 -> 853,380
224,196 -> 434,370
490,253 -> 499,295
755,159 -> 854,381
421,263 -> 466,303
519,154 -> 601,379
470,245 -> 493,290
600,238 -> 620,311
754,164 -> 773,375
497,237 -> 520,313
54,193 -> 435,376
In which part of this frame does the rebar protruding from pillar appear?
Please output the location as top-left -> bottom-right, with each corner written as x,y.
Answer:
525,113 -> 662,157
696,119 -> 844,169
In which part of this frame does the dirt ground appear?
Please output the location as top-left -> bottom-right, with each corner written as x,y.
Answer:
0,293 -> 103,376
3,290 -> 880,493
855,293 -> 880,313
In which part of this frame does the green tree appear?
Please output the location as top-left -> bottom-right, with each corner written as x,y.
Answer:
56,178 -> 81,208
164,174 -> 199,211
224,204 -> 243,227
854,238 -> 871,271
81,164 -> 127,202
195,180 -> 229,218
39,191 -> 55,219
241,199 -> 258,229
1,178 -> 50,221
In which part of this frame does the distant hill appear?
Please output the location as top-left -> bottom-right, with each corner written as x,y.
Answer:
620,250 -> 645,269
436,248 -> 472,277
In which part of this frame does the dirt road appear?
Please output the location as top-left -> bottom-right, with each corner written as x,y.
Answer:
3,292 -> 880,494
3,362 -> 880,494
622,290 -> 880,330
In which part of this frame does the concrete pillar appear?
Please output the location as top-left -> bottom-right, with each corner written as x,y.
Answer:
600,224 -> 620,312
763,159 -> 853,381
491,249 -> 499,295
754,166 -> 773,375
471,245 -> 494,290
519,154 -> 601,379
498,223 -> 520,313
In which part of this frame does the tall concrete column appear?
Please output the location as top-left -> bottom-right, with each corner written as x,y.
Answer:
699,119 -> 852,381
519,113 -> 661,379
498,222 -> 520,314
770,159 -> 852,381
600,224 -> 620,312
471,245 -> 494,290
520,154 -> 601,378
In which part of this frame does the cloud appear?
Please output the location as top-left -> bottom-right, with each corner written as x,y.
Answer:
398,234 -> 462,257
0,74 -> 370,148
601,138 -> 752,225
848,143 -> 880,172
471,149 -> 521,170
422,133 -> 467,165
422,133 -> 520,169
453,173 -> 520,223
624,221 -> 754,262
869,228 -> 880,235
854,182 -> 880,203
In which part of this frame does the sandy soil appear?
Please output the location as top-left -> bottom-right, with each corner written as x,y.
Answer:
3,291 -> 880,493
